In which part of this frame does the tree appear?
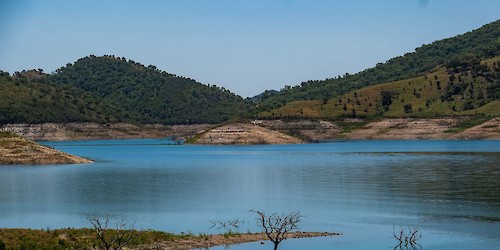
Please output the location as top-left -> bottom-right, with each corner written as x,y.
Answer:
87,215 -> 137,250
393,225 -> 422,249
381,90 -> 396,111
404,103 -> 413,113
251,210 -> 302,250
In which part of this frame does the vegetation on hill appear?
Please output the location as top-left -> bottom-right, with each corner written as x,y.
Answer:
259,57 -> 499,119
0,56 -> 252,125
253,19 -> 500,112
48,55 -> 252,124
0,20 -> 498,126
0,70 -> 120,124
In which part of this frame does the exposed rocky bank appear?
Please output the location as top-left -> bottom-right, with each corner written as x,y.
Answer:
190,123 -> 303,145
0,132 -> 92,164
1,117 -> 498,147
258,117 -> 500,141
0,123 -> 212,141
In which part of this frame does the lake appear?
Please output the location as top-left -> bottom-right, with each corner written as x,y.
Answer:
0,140 -> 499,249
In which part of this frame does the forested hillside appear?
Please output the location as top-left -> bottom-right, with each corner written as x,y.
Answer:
1,20 -> 498,126
259,57 -> 500,119
48,55 -> 252,124
0,56 -> 252,125
254,19 -> 500,112
0,70 -> 121,124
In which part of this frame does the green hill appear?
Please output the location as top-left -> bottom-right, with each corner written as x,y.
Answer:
1,20 -> 498,126
254,19 -> 500,112
259,57 -> 500,119
0,56 -> 252,125
0,70 -> 121,124
48,55 -> 252,124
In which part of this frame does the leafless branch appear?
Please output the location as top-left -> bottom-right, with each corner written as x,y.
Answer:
251,210 -> 302,250
209,218 -> 241,232
393,225 -> 422,249
87,215 -> 137,250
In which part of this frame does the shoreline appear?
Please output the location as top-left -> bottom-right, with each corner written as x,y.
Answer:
0,132 -> 92,165
0,228 -> 339,249
0,117 -> 498,145
136,231 -> 339,250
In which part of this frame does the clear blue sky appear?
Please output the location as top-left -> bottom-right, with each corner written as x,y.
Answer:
1,0 -> 499,97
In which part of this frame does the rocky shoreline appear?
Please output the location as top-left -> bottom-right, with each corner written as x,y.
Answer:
0,132 -> 92,164
190,123 -> 303,145
135,231 -> 339,250
0,123 -> 212,141
0,117 -> 498,146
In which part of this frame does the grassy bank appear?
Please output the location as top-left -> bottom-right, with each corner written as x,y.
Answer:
0,228 -> 192,249
0,228 -> 339,250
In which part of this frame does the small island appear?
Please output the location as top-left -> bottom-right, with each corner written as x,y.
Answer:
0,132 -> 92,165
189,123 -> 303,145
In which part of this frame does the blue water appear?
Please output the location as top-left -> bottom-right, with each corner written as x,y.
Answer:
0,140 -> 499,249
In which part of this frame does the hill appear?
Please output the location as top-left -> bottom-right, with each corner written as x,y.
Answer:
48,55 -> 252,124
259,57 -> 499,119
0,70 -> 120,124
253,19 -> 500,112
0,56 -> 252,125
1,20 -> 498,129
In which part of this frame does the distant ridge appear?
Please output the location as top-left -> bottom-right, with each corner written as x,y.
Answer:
254,19 -> 500,113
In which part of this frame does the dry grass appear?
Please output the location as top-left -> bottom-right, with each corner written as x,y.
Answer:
0,229 -> 339,250
260,57 -> 500,120
0,133 -> 92,165
0,228 -> 186,249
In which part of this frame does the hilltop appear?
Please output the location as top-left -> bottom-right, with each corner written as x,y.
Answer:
0,55 -> 252,125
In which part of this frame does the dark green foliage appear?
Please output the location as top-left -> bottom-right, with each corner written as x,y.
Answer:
254,19 -> 500,112
441,59 -> 499,111
404,103 -> 413,113
381,91 -> 397,111
0,73 -> 121,124
48,56 -> 252,124
0,56 -> 252,125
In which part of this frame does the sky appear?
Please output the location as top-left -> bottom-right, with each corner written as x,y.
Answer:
0,0 -> 499,97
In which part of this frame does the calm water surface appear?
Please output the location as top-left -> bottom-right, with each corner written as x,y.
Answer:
0,140 -> 499,249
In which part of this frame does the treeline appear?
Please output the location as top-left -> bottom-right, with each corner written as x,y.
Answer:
0,56 -> 253,125
254,19 -> 500,112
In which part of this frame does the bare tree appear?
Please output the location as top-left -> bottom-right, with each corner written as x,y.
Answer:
209,218 -> 242,238
87,215 -> 137,250
209,218 -> 241,232
393,225 -> 422,249
251,210 -> 302,250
